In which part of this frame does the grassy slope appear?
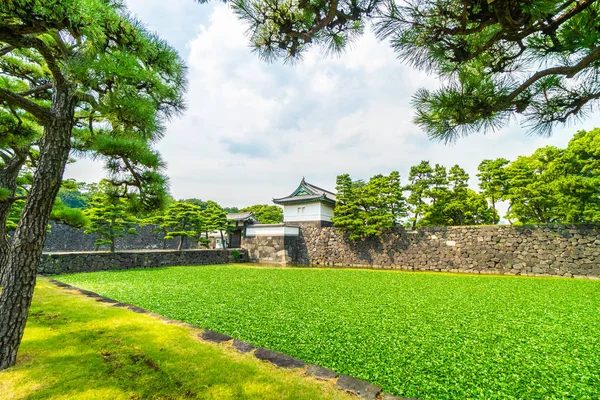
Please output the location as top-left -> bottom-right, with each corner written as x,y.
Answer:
55,265 -> 600,399
0,279 -> 352,400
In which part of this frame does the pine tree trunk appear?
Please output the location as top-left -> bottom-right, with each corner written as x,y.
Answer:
0,154 -> 26,285
109,218 -> 115,253
0,87 -> 76,370
177,236 -> 183,251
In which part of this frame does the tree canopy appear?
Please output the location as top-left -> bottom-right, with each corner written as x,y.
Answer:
240,204 -> 283,224
501,128 -> 600,224
84,183 -> 138,253
230,0 -> 600,141
160,202 -> 207,251
332,171 -> 406,240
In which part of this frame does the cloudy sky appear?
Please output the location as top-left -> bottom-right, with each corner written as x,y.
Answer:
65,0 -> 600,208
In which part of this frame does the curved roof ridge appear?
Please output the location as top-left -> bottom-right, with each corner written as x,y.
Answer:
272,178 -> 336,205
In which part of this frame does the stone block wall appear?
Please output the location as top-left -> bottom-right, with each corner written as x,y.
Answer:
243,235 -> 299,265
39,249 -> 249,275
248,223 -> 600,278
41,222 -> 199,252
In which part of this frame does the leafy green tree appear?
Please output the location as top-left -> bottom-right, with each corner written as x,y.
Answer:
49,198 -> 89,230
240,204 -> 283,224
443,166 -> 495,226
333,172 -> 406,240
555,128 -> 600,222
223,206 -> 240,213
57,180 -> 93,209
503,129 -> 600,224
504,147 -> 563,224
421,165 -> 449,226
445,165 -> 470,226
182,198 -> 208,210
84,194 -> 138,253
429,164 -> 449,204
0,0 -> 185,370
331,174 -> 363,240
143,213 -> 167,249
229,0 -> 600,140
405,161 -> 434,229
478,158 -> 510,224
409,163 -> 495,226
203,201 -> 229,248
4,171 -> 87,234
161,202 -> 206,251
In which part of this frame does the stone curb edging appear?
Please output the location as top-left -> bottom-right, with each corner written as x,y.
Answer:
45,278 -> 417,400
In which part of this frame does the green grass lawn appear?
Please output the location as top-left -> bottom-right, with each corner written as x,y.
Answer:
55,265 -> 600,399
0,278 -> 352,400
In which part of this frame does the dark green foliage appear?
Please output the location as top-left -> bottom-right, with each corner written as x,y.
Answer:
557,128 -> 600,221
419,164 -> 496,227
6,175 -> 89,233
240,204 -> 283,224
503,128 -> 600,224
49,199 -> 88,229
160,202 -> 207,251
332,172 -> 406,240
229,0 -> 600,140
477,158 -> 510,224
57,180 -> 93,209
59,265 -> 600,400
84,184 -> 138,252
203,200 -> 229,246
0,0 -> 186,216
405,161 -> 434,229
182,198 -> 208,210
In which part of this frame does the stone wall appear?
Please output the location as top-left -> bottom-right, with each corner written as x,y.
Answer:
41,222 -> 198,252
251,223 -> 600,278
243,235 -> 300,265
39,249 -> 249,275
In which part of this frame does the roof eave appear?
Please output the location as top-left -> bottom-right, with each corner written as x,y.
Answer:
273,196 -> 335,205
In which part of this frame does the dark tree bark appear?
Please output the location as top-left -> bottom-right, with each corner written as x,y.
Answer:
0,86 -> 76,370
0,153 -> 26,283
109,218 -> 115,253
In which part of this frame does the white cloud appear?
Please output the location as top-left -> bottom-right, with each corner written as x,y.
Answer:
65,2 -> 600,210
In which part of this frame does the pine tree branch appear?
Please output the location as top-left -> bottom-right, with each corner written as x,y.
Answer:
0,45 -> 14,56
0,29 -> 67,87
0,87 -> 53,123
18,83 -> 53,97
504,45 -> 600,105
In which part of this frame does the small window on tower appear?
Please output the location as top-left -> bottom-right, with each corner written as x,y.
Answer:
298,207 -> 301,214
302,207 -> 306,213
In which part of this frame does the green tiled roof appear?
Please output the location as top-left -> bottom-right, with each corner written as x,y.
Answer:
273,178 -> 336,205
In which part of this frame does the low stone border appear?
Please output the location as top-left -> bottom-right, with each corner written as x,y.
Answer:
45,278 -> 418,400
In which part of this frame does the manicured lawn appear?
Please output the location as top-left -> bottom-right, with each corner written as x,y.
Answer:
0,279 -> 352,400
56,265 -> 600,399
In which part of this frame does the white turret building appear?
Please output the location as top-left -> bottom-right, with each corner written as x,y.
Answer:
244,179 -> 336,260
272,178 -> 336,224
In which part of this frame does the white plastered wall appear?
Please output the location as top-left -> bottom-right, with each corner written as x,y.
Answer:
283,201 -> 333,222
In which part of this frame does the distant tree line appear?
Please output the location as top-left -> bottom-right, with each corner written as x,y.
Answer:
6,177 -> 284,252
333,129 -> 600,240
